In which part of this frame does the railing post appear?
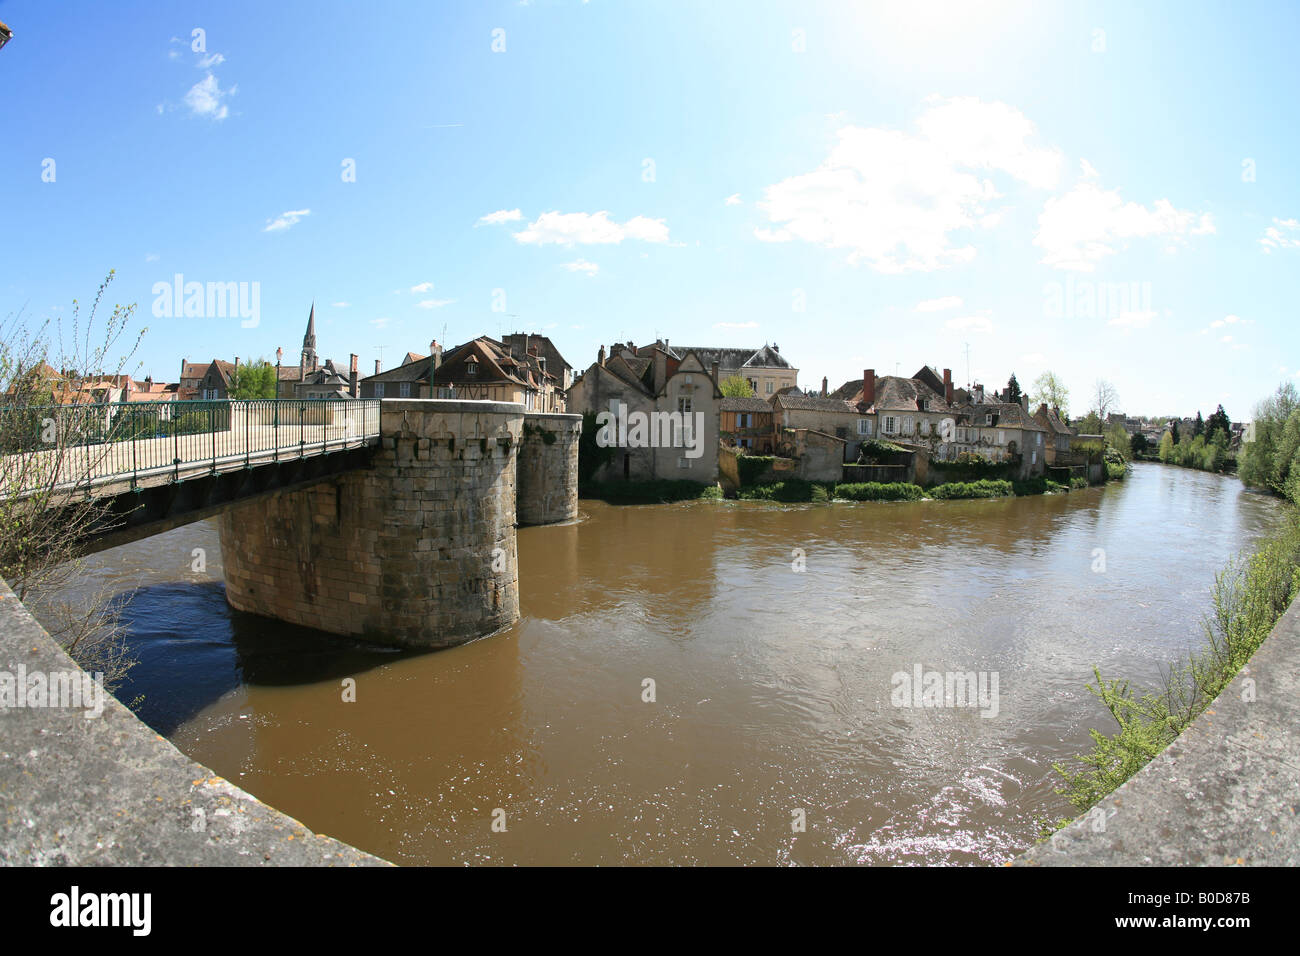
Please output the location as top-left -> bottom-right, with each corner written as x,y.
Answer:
245,400 -> 250,468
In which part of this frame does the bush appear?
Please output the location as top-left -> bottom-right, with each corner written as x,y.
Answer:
1069,475 -> 1089,490
928,479 -> 1014,499
737,479 -> 829,502
929,453 -> 1013,482
1012,477 -> 1068,496
737,454 -> 777,486
1106,461 -> 1128,480
831,481 -> 924,502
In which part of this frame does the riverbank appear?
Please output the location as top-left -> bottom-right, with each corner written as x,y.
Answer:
1045,473 -> 1300,837
581,472 -> 1112,505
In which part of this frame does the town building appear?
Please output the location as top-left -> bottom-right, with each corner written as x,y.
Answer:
609,340 -> 797,398
567,342 -> 722,482
720,396 -> 775,452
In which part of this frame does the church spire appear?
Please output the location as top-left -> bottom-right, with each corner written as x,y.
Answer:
300,302 -> 318,373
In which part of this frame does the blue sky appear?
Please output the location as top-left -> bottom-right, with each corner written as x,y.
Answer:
3,0 -> 1299,419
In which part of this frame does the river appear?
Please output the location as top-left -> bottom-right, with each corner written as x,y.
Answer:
77,462 -> 1282,865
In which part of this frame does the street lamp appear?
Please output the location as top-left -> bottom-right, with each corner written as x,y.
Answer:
0,21 -> 13,52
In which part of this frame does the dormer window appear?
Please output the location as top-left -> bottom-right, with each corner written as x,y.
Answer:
465,356 -> 479,377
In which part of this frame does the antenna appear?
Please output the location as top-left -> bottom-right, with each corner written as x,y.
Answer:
963,342 -> 971,387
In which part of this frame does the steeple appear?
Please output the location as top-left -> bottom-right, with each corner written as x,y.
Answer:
300,302 -> 318,373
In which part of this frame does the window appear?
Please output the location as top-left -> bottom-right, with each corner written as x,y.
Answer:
903,416 -> 913,435
677,456 -> 691,469
374,383 -> 385,398
765,381 -> 773,394
998,430 -> 1005,445
1032,450 -> 1037,464
202,387 -> 218,400
857,419 -> 870,435
920,419 -> 930,436
399,382 -> 412,398
678,397 -> 692,415
884,416 -> 897,434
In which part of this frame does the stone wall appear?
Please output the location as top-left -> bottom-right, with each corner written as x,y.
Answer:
0,577 -> 384,865
517,411 -> 581,526
220,400 -> 523,650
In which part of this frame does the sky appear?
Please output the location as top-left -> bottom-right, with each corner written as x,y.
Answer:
3,0 -> 1299,421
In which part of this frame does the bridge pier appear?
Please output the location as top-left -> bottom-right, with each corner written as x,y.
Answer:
219,400 -> 541,650
517,411 -> 581,526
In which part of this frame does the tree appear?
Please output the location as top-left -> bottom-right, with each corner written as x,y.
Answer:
1006,373 -> 1022,405
1031,371 -> 1070,418
1170,420 -> 1180,444
1,272 -> 144,695
718,374 -> 754,398
1104,422 -> 1132,461
1206,404 -> 1231,442
1077,411 -> 1102,434
1158,431 -> 1175,462
1092,378 -> 1120,426
229,357 -> 277,399
1192,410 -> 1205,438
1130,432 -> 1149,456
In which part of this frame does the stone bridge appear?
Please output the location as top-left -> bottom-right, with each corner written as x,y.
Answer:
8,398 -> 580,649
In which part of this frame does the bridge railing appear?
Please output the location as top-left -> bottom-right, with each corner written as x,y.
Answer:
0,399 -> 380,496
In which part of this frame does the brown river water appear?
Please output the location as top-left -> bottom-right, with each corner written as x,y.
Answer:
73,462 -> 1282,865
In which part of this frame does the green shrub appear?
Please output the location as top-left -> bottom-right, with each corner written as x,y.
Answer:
928,479 -> 1014,499
737,455 -> 777,486
831,481 -> 924,502
1106,461 -> 1128,480
1069,475 -> 1089,490
1011,477 -> 1068,496
737,479 -> 829,502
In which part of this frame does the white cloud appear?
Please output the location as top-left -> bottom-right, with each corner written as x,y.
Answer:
145,253 -> 159,262
369,317 -> 391,329
417,299 -> 454,308
755,96 -> 1062,272
713,321 -> 760,329
1034,182 -> 1214,271
479,208 -> 522,225
1259,217 -> 1300,252
184,73 -> 234,120
1021,352 -> 1047,364
197,52 -> 225,70
562,259 -> 600,276
332,301 -> 350,308
1199,314 -> 1252,335
512,210 -> 671,246
915,295 -> 962,312
263,209 -> 310,232
945,310 -> 994,334
724,194 -> 742,206
1080,158 -> 1100,179
410,282 -> 433,293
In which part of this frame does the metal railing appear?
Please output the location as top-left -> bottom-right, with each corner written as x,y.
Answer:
0,399 -> 381,496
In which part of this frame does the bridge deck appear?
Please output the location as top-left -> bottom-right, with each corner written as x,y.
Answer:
1,400 -> 381,499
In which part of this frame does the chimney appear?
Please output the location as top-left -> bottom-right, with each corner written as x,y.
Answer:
1020,394 -> 1028,412
711,360 -> 719,386
1052,405 -> 1061,419
863,369 -> 875,407
431,340 -> 443,371
973,383 -> 985,404
375,359 -> 381,375
822,376 -> 828,397
349,354 -> 358,398
598,344 -> 607,367
1038,402 -> 1049,418
943,368 -> 953,405
653,347 -> 667,394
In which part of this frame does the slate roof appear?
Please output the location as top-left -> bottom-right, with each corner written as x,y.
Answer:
773,392 -> 860,413
960,401 -> 1046,430
721,396 -> 774,413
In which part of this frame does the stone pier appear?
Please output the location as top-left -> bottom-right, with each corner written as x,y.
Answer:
517,411 -> 581,526
220,399 -> 552,650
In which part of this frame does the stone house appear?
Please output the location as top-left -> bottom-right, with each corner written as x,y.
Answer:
950,387 -> 1048,477
771,391 -> 873,460
609,340 -> 797,398
178,359 -> 234,401
1033,403 -> 1076,465
567,344 -> 722,483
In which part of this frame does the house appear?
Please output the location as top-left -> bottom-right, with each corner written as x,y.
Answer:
770,391 -> 872,460
273,304 -> 356,400
501,332 -> 575,393
720,396 -> 775,453
567,343 -> 722,482
950,388 -> 1048,477
1033,403 -> 1076,465
360,336 -> 566,411
178,359 -> 234,400
831,366 -> 955,443
609,340 -> 797,398
294,357 -> 357,400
